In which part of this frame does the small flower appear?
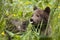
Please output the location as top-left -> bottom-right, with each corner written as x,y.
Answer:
24,1 -> 32,5
58,14 -> 60,18
1,31 -> 5,36
58,6 -> 60,9
47,4 -> 51,7
13,14 -> 16,16
58,16 -> 60,18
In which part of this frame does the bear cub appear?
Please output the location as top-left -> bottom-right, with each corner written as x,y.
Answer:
30,6 -> 51,36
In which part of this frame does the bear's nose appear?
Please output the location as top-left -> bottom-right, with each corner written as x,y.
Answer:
30,19 -> 33,22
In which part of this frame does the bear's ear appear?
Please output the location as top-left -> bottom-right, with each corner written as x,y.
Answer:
44,7 -> 50,14
33,6 -> 38,10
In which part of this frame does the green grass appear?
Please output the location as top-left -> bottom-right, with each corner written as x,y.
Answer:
0,0 -> 60,40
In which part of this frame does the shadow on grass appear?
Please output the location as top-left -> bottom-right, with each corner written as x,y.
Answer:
40,37 -> 52,40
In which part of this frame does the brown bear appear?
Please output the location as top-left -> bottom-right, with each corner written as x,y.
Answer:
30,6 -> 51,36
5,19 -> 29,40
6,19 -> 29,33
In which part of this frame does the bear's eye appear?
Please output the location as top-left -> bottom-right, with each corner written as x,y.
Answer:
36,15 -> 39,17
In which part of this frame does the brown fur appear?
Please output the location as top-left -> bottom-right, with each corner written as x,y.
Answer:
30,6 -> 51,36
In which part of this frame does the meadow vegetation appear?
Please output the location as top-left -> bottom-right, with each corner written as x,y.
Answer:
0,0 -> 60,40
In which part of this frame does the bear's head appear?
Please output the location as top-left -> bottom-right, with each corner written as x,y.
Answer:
30,6 -> 50,26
